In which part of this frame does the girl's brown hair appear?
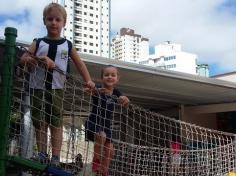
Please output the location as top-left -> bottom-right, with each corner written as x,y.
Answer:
101,65 -> 119,78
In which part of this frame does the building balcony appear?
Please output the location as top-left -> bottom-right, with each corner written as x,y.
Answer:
74,13 -> 82,18
74,28 -> 82,33
74,6 -> 82,11
74,21 -> 82,26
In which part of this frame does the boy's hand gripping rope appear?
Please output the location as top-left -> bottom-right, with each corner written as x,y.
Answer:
17,45 -> 92,88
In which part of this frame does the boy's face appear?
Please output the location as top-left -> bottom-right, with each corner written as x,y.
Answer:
44,8 -> 65,39
102,67 -> 119,88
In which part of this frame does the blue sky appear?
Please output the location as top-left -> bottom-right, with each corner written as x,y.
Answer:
0,10 -> 29,24
221,0 -> 236,11
1,0 -> 236,76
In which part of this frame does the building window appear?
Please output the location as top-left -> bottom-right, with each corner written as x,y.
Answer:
166,64 -> 176,69
75,25 -> 82,29
74,17 -> 82,22
75,10 -> 82,14
164,56 -> 176,61
75,32 -> 82,36
75,3 -> 82,7
75,40 -> 82,44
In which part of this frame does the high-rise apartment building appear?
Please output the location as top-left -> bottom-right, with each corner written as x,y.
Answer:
54,0 -> 110,58
140,41 -> 197,75
111,28 -> 149,63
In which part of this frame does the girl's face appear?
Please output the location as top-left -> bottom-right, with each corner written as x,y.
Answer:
44,8 -> 65,39
102,67 -> 119,89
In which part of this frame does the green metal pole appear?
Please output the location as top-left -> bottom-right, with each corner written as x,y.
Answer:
0,27 -> 17,176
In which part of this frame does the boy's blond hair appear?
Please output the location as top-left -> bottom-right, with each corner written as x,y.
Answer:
43,3 -> 67,23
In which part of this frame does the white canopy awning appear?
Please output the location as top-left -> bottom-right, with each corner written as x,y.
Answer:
74,54 -> 236,111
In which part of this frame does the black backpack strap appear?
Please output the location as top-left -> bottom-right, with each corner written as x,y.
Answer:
67,39 -> 72,57
66,40 -> 73,75
33,38 -> 43,56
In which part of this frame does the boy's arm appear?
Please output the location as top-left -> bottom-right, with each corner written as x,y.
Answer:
70,47 -> 95,88
20,41 -> 55,69
20,41 -> 37,67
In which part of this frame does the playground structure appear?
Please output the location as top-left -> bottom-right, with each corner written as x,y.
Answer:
1,27 -> 236,176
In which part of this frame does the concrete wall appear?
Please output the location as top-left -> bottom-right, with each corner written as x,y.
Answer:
181,111 -> 217,130
181,102 -> 236,131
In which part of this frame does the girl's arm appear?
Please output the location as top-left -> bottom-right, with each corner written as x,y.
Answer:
70,47 -> 95,88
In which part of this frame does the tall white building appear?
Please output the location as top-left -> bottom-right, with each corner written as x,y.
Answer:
111,28 -> 149,63
141,41 -> 197,75
54,0 -> 110,58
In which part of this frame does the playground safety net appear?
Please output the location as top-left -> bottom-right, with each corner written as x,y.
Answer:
1,29 -> 236,176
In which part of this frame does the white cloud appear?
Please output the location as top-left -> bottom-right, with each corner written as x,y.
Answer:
111,0 -> 236,74
0,0 -> 50,42
1,0 -> 236,74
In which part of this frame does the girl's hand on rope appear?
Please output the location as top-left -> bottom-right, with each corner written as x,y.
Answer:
38,56 -> 56,70
118,96 -> 130,107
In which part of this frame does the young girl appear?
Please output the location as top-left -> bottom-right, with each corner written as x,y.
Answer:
85,65 -> 129,176
170,138 -> 181,175
20,3 -> 95,166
